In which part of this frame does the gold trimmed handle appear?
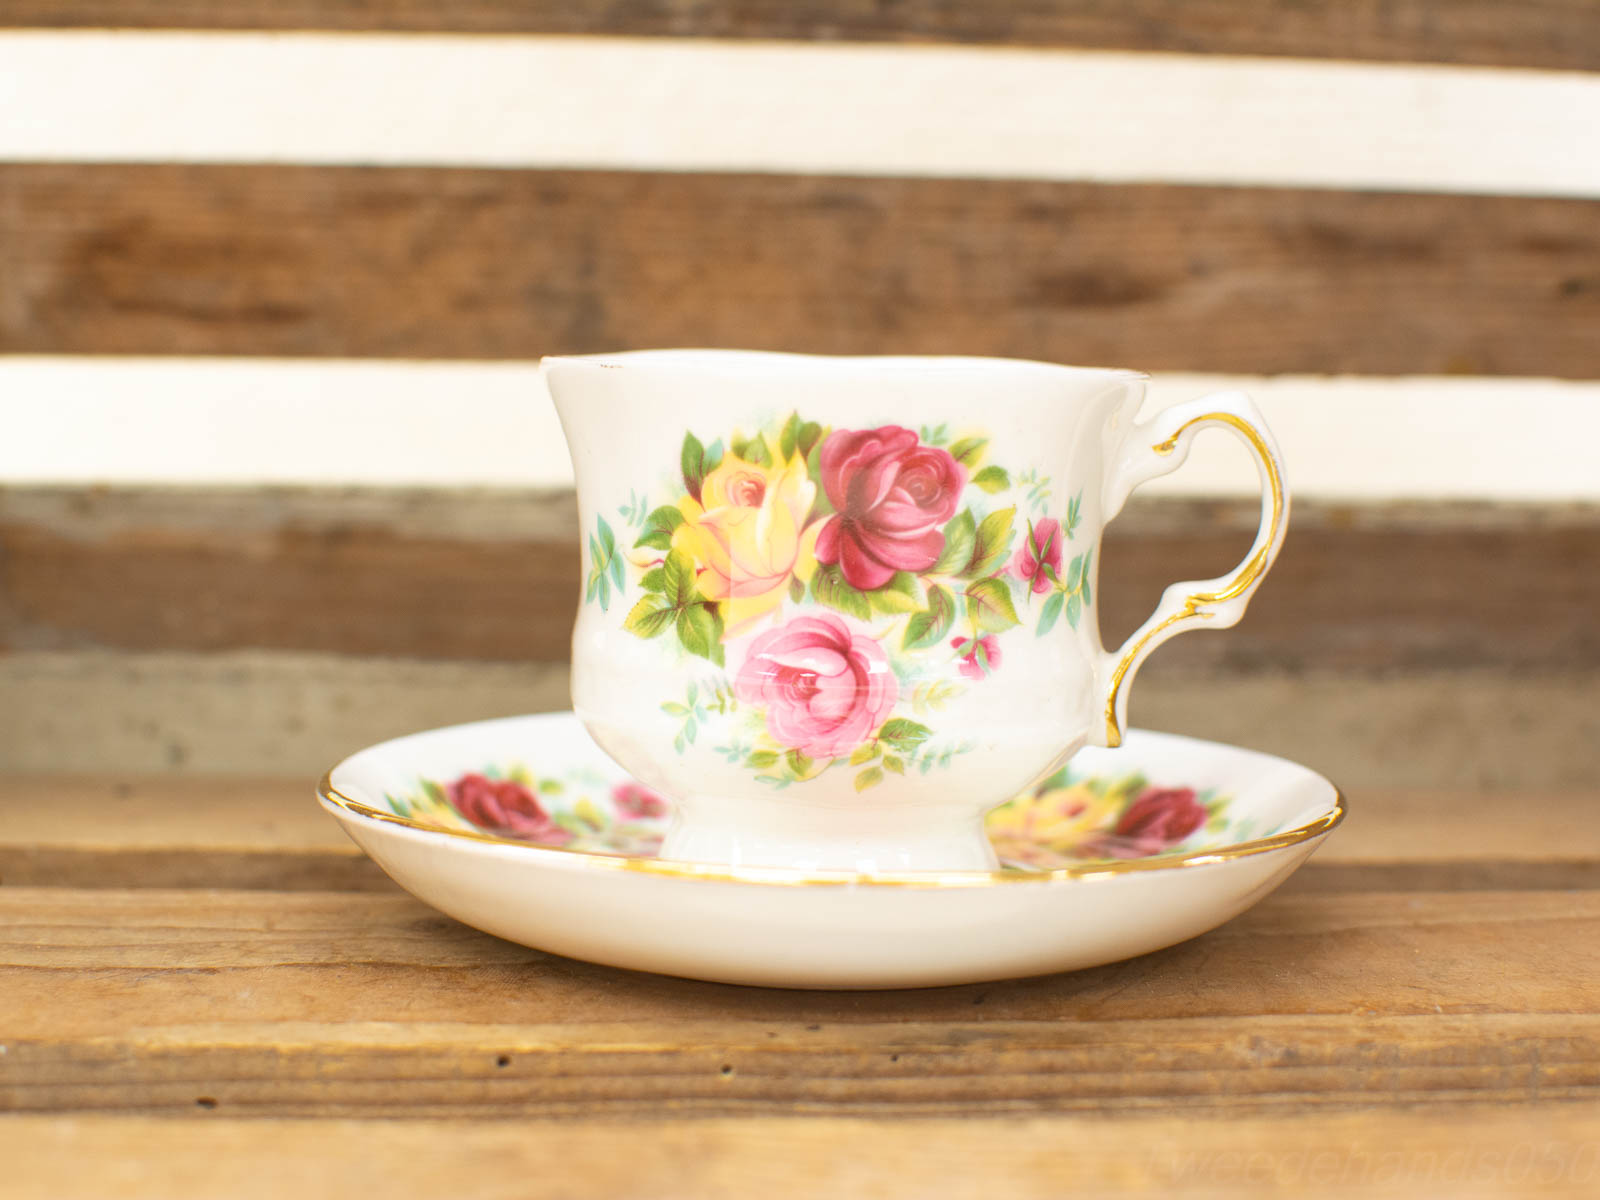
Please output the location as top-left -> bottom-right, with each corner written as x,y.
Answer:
1095,392 -> 1289,747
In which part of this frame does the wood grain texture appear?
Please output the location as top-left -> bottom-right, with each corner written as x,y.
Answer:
4,487 -> 1596,672
4,774 -> 1597,893
6,1109 -> 1600,1199
1,2 -> 1595,72
3,165 -> 1598,377
6,653 -> 1597,788
3,887 -> 1599,1115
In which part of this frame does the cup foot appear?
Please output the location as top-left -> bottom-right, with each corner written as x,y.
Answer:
658,801 -> 999,873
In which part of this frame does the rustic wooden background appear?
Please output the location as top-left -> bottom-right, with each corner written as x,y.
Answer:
0,13 -> 1596,776
3,7 -> 1600,1198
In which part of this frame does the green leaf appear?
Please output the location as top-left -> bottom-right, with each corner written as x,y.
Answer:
854,766 -> 884,793
883,754 -> 905,775
972,465 -> 1009,493
661,701 -> 690,716
596,515 -> 616,558
1065,552 -> 1083,592
786,749 -> 814,778
1065,593 -> 1083,630
634,505 -> 685,551
1080,549 -> 1093,606
422,778 -> 447,806
788,574 -> 806,603
640,567 -> 667,594
681,432 -> 707,500
703,439 -> 725,475
932,510 -> 976,575
798,422 -> 824,459
867,570 -> 921,615
732,432 -> 771,467
779,412 -> 801,461
878,718 -> 933,751
903,583 -> 957,650
810,563 -> 872,621
966,506 -> 1017,578
676,602 -> 725,665
849,742 -> 880,766
663,548 -> 697,607
584,570 -> 599,605
624,595 -> 676,638
949,436 -> 988,467
594,573 -> 611,612
1037,590 -> 1065,636
746,749 -> 780,769
1065,491 -> 1083,537
966,576 -> 1022,633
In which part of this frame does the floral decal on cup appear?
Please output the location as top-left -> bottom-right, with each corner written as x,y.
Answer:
386,762 -> 1246,870
587,413 -> 1094,792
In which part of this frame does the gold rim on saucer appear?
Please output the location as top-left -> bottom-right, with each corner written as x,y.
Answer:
319,774 -> 1346,890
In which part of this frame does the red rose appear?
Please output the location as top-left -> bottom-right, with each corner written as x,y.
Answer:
1013,518 -> 1063,595
1097,786 -> 1206,857
612,781 -> 669,820
813,426 -> 966,590
448,773 -> 570,843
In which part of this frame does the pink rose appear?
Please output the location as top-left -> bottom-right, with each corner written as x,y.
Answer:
1092,787 -> 1206,858
612,781 -> 669,820
1013,518 -> 1063,595
735,613 -> 898,761
951,635 -> 1002,681
813,426 -> 966,590
448,773 -> 571,844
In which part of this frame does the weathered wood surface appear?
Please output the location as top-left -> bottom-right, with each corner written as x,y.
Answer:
7,1108 -> 1600,1199
3,1 -> 1596,72
6,489 -> 1597,673
4,774 -> 1598,893
3,772 -> 1595,1194
4,885 -> 1600,1114
4,165 -> 1597,377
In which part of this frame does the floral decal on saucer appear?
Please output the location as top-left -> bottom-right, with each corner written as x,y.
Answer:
386,765 -> 671,858
386,763 -> 1243,871
984,765 -> 1236,869
585,414 -> 1094,793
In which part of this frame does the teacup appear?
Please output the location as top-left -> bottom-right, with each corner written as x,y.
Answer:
545,350 -> 1287,872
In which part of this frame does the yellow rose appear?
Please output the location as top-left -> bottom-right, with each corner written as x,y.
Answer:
985,782 -> 1128,861
671,437 -> 822,636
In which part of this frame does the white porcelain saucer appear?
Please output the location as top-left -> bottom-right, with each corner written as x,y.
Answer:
317,713 -> 1344,989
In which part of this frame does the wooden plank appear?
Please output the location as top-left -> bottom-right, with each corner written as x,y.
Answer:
3,774 -> 1597,892
5,652 -> 1598,790
0,2 -> 1594,72
4,488 -> 1597,673
3,887 -> 1599,1115
3,165 -> 1597,378
6,1109 -> 1600,1200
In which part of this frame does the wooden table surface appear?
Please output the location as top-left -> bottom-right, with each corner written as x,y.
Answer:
3,775 -> 1599,1198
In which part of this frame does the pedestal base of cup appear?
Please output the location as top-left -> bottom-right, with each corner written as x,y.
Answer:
658,797 -> 1000,873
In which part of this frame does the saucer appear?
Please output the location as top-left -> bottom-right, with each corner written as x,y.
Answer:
317,713 -> 1344,989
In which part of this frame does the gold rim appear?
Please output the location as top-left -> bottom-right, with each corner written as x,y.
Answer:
318,774 -> 1346,889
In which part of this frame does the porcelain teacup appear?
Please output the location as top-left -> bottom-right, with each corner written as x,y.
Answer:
545,350 -> 1288,871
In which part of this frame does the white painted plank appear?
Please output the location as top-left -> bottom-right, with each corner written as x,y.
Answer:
0,32 -> 1596,197
0,357 -> 1594,501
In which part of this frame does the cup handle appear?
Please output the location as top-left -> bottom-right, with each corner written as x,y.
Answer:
1093,391 -> 1290,748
